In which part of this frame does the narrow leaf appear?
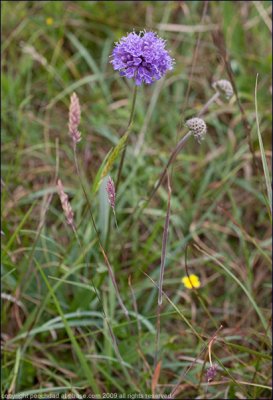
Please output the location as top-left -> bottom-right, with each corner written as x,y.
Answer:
93,131 -> 129,194
152,360 -> 162,397
254,74 -> 272,214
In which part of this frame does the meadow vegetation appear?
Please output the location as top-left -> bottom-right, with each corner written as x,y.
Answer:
1,1 -> 272,398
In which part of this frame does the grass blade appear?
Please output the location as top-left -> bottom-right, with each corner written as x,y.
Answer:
254,73 -> 272,214
194,244 -> 271,341
158,173 -> 172,305
33,259 -> 101,394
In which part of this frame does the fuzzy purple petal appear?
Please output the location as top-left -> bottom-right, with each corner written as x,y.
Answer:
110,31 -> 174,86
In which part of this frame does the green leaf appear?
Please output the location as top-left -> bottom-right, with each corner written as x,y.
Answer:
33,259 -> 101,394
255,74 -> 272,215
92,131 -> 129,194
92,148 -> 112,194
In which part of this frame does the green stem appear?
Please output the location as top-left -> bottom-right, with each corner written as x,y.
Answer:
34,258 -> 101,394
73,146 -> 129,319
116,85 -> 138,192
106,85 -> 138,249
122,87 -> 221,231
125,129 -> 192,231
185,245 -> 218,329
71,226 -> 135,391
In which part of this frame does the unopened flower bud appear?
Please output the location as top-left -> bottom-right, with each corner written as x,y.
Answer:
206,364 -> 217,383
212,79 -> 233,99
185,117 -> 207,143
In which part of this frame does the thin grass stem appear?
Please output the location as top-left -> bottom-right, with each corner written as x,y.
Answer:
112,209 -> 119,230
194,243 -> 271,341
125,86 -> 224,229
33,259 -> 101,394
170,325 -> 223,399
73,146 -> 129,319
71,225 -> 136,391
149,131 -> 192,204
106,85 -> 138,249
254,73 -> 272,215
158,173 -> 172,306
185,245 -> 219,329
154,303 -> 162,369
140,269 -> 248,398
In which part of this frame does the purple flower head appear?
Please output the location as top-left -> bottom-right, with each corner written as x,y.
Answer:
110,31 -> 174,86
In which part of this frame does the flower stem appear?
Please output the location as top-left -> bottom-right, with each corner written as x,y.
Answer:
148,89 -> 219,204
106,85 -> 138,249
71,225 -> 135,389
73,146 -> 129,319
197,92 -> 219,117
184,245 -> 218,329
158,173 -> 172,306
72,227 -> 119,349
147,130 -> 192,204
125,90 -> 219,229
116,84 -> 138,191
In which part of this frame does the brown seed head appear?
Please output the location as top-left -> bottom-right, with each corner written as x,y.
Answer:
68,92 -> 81,144
185,117 -> 207,143
57,179 -> 74,226
212,79 -> 233,99
106,176 -> 116,210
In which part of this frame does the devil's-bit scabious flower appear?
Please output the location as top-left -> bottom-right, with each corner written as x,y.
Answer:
68,92 -> 81,145
110,31 -> 174,86
182,274 -> 201,289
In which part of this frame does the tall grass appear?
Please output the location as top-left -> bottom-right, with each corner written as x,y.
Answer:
1,1 -> 272,398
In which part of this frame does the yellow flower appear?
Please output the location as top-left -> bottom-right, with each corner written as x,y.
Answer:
46,17 -> 54,26
182,274 -> 200,289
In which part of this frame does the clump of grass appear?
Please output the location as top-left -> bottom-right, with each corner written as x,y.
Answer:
1,1 -> 272,398
68,92 -> 129,319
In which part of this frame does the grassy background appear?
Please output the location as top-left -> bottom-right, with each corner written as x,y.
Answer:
1,1 -> 272,398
